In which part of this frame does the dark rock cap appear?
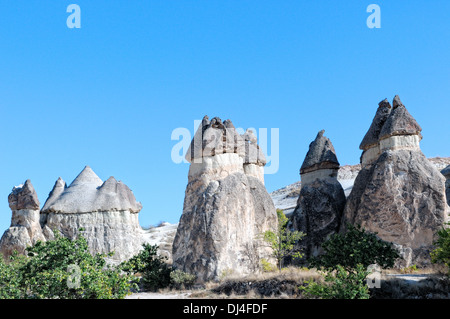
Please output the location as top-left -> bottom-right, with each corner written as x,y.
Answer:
185,115 -> 245,162
441,165 -> 450,178
359,99 -> 392,150
242,129 -> 267,166
300,130 -> 340,174
8,179 -> 40,211
379,95 -> 422,140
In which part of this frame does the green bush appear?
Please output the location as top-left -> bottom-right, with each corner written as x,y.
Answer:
302,224 -> 400,299
260,258 -> 277,273
170,269 -> 196,289
0,231 -> 135,299
120,243 -> 171,291
301,264 -> 370,299
311,223 -> 400,271
0,253 -> 26,299
431,222 -> 450,275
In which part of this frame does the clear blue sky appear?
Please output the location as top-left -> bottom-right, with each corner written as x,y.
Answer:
0,1 -> 449,232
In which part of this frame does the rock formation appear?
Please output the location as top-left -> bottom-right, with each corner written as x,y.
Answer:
0,180 -> 46,258
40,166 -> 143,262
289,130 -> 346,260
442,165 -> 450,206
342,96 -> 448,267
242,129 -> 267,184
172,116 -> 277,282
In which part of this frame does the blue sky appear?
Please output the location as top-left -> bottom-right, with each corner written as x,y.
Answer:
0,1 -> 449,232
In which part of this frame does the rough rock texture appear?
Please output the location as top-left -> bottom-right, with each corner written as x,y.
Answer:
290,130 -> 346,261
242,129 -> 266,183
379,95 -> 422,141
173,116 -> 277,282
186,116 -> 245,163
342,96 -> 448,267
40,166 -> 144,262
360,99 -> 392,166
0,180 -> 46,258
360,99 -> 392,151
300,130 -> 340,174
442,165 -> 450,206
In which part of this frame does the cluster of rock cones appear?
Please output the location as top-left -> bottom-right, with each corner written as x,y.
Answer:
290,95 -> 449,268
1,95 -> 449,282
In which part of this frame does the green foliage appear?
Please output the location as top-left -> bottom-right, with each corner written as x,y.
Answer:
0,253 -> 26,299
23,231 -> 134,299
0,231 -> 134,299
311,223 -> 400,272
431,222 -> 450,275
301,264 -> 370,299
170,269 -> 196,289
120,243 -> 171,291
400,264 -> 418,274
261,209 -> 305,271
260,258 -> 277,273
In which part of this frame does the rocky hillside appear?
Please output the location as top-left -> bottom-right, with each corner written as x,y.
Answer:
145,156 -> 450,261
271,157 -> 450,217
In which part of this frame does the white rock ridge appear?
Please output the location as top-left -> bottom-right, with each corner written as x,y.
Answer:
40,166 -> 144,262
173,116 -> 277,282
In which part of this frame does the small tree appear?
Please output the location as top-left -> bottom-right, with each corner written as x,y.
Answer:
120,243 -> 171,291
431,222 -> 450,275
311,223 -> 400,272
261,209 -> 305,272
303,223 -> 400,299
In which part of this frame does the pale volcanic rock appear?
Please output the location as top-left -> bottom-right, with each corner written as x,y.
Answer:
342,96 -> 448,267
40,166 -> 144,262
173,116 -> 277,282
242,129 -> 266,184
0,180 -> 45,258
185,116 -> 245,163
442,165 -> 450,206
290,130 -> 346,261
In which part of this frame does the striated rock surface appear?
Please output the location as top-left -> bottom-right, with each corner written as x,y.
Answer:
242,129 -> 266,184
360,99 -> 392,166
0,180 -> 46,258
40,166 -> 144,262
442,165 -> 450,206
290,130 -> 346,261
172,116 -> 277,282
300,130 -> 340,175
342,96 -> 448,267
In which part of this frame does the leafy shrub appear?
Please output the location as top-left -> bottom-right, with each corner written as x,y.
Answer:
302,224 -> 400,299
301,264 -> 370,299
0,231 -> 134,299
260,258 -> 277,273
400,264 -> 418,274
431,222 -> 450,275
23,231 -> 134,299
311,223 -> 400,271
120,243 -> 171,291
0,253 -> 26,299
170,269 -> 196,289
